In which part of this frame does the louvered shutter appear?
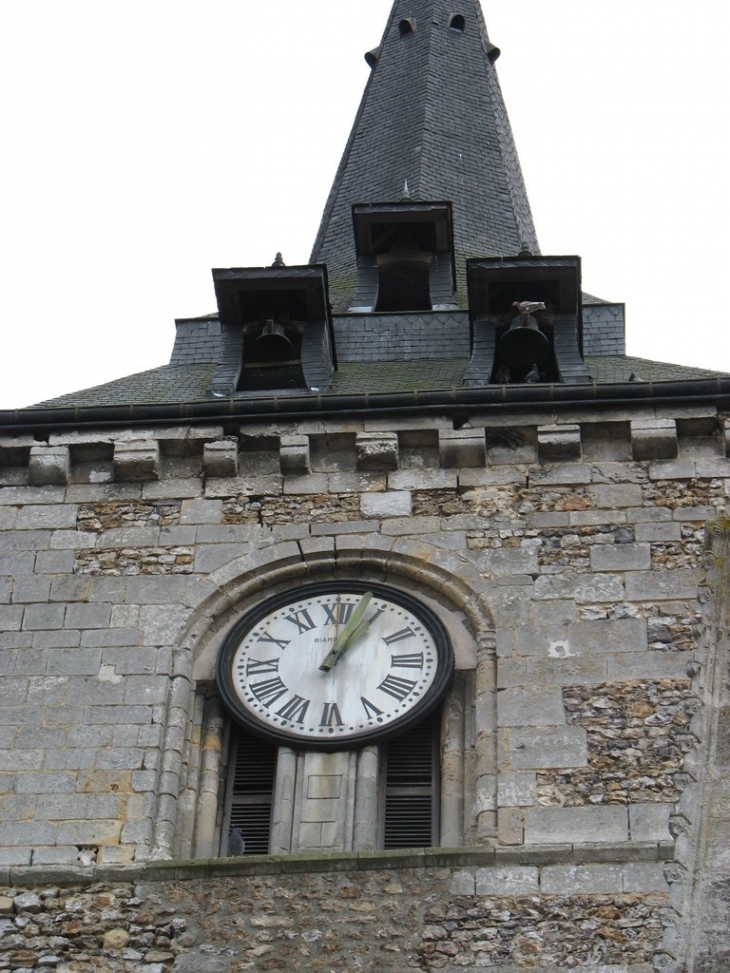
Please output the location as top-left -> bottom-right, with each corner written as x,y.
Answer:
222,728 -> 277,855
383,711 -> 439,848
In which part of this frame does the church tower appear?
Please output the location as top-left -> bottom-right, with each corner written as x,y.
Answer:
1,3 -> 729,971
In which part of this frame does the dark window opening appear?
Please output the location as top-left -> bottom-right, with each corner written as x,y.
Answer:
221,726 -> 277,856
375,264 -> 431,312
238,364 -> 306,392
449,14 -> 466,31
399,18 -> 416,36
383,710 -> 439,848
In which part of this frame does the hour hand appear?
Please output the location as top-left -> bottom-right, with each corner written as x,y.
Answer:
319,592 -> 373,672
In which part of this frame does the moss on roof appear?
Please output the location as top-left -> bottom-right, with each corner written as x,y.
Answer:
29,353 -> 729,412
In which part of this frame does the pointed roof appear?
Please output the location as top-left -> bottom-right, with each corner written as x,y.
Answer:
310,0 -> 539,312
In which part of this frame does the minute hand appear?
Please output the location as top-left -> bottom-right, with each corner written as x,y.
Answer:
319,592 -> 373,672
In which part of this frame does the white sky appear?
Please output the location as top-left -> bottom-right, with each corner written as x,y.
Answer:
0,1 -> 728,411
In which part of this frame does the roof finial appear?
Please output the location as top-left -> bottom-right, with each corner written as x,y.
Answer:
402,179 -> 412,202
272,252 -> 285,268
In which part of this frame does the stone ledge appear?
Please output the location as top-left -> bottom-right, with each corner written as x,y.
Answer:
1,841 -> 674,888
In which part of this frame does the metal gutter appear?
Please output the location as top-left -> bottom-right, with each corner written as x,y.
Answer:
2,379 -> 730,435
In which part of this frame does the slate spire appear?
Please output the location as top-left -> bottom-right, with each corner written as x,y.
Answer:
311,0 -> 539,312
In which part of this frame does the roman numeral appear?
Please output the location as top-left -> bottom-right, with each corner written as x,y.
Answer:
250,677 -> 288,707
276,695 -> 310,723
390,652 -> 424,669
245,658 -> 280,675
284,609 -> 316,634
256,631 -> 290,651
320,702 -> 344,727
378,674 -> 417,701
383,627 -> 415,645
361,696 -> 383,719
322,601 -> 354,626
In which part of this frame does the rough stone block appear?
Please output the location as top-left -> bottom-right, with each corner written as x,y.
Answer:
625,569 -> 703,601
282,473 -> 329,494
477,547 -> 539,578
203,438 -> 239,478
541,863 -> 624,894
180,498 -> 223,525
475,865 -> 539,894
508,726 -> 588,770
497,772 -> 537,807
629,803 -> 671,841
28,445 -> 71,486
524,805 -> 628,844
439,429 -> 486,468
360,491 -> 412,518
649,459 -> 697,480
589,543 -> 651,572
631,418 -> 678,460
529,463 -> 591,485
568,617 -> 647,654
497,687 -> 566,726
537,424 -> 582,462
113,440 -> 160,482
589,483 -> 643,508
279,435 -> 311,474
356,431 -> 399,471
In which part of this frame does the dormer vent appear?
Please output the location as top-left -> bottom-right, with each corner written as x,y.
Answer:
486,42 -> 500,63
464,255 -> 590,386
350,202 -> 457,313
209,265 -> 335,396
449,15 -> 466,31
399,18 -> 416,36
365,46 -> 381,69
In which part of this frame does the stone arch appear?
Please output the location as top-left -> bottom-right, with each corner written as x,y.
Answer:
152,538 -> 497,859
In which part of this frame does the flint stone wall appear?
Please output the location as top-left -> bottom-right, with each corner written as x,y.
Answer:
0,848 -> 673,973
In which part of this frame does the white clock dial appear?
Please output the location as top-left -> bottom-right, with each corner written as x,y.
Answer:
216,582 -> 453,750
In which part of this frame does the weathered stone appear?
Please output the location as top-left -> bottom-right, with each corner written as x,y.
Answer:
29,446 -> 71,486
113,440 -> 160,482
355,431 -> 399,471
537,424 -> 582,462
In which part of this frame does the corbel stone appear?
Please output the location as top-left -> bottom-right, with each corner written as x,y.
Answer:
537,423 -> 582,462
280,435 -> 310,475
630,418 -> 678,461
203,438 -> 239,478
439,429 -> 486,468
356,431 -> 399,471
113,439 -> 160,482
29,445 -> 71,485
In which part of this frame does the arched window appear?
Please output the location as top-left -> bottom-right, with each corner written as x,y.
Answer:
399,17 -> 416,36
449,14 -> 466,31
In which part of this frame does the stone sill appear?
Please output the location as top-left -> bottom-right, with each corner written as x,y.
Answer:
2,841 -> 675,888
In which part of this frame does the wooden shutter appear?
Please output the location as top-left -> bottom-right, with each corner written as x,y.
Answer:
222,728 -> 277,856
383,711 -> 439,848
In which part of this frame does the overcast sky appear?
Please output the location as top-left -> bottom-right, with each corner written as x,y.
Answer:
1,1 -> 728,410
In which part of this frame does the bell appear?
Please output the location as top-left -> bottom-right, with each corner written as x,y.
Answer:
252,319 -> 294,362
498,314 -> 550,371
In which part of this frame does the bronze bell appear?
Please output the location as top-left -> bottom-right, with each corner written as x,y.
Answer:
252,319 -> 294,362
497,305 -> 550,372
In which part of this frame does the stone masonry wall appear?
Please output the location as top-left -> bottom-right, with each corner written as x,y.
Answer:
1,406 -> 729,972
0,849 -> 673,973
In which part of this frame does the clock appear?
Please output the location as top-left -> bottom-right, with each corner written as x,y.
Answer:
216,581 -> 453,751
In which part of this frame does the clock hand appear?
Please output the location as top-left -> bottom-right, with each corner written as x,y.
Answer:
319,592 -> 373,672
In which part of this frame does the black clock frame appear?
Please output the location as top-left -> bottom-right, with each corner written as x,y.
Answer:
215,580 -> 454,751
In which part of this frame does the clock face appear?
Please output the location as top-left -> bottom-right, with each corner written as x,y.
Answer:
216,582 -> 453,750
